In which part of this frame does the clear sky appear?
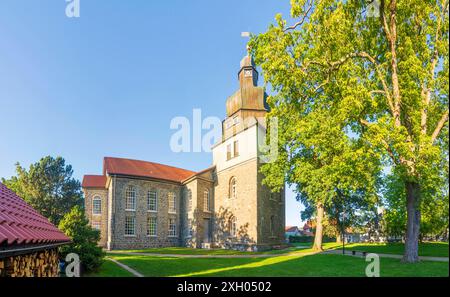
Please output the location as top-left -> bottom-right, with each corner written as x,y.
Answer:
0,0 -> 304,227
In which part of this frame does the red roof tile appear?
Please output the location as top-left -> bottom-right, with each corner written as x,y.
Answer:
82,175 -> 107,188
0,183 -> 70,247
285,226 -> 299,232
102,157 -> 196,183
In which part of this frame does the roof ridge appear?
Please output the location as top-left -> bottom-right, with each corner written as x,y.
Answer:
103,156 -> 195,173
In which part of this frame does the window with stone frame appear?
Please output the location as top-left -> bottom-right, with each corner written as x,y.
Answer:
233,140 -> 239,157
92,221 -> 101,231
147,190 -> 157,212
125,216 -> 136,236
168,192 -> 176,213
229,177 -> 237,199
125,186 -> 136,211
92,197 -> 102,215
227,144 -> 232,160
168,218 -> 177,237
229,216 -> 236,237
187,220 -> 193,237
147,216 -> 157,236
187,189 -> 192,212
203,189 -> 211,212
270,215 -> 275,236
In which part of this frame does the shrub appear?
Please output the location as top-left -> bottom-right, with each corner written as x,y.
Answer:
58,206 -> 105,272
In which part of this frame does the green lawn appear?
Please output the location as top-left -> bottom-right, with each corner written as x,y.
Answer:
84,259 -> 134,277
113,245 -> 310,256
90,252 -> 448,277
330,242 -> 449,257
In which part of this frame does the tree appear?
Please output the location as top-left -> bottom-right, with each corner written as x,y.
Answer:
250,0 -> 448,262
260,101 -> 379,251
1,156 -> 83,225
58,206 -> 105,272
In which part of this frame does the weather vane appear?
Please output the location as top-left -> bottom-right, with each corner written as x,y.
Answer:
241,32 -> 251,52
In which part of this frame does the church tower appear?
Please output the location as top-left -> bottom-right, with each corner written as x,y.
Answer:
211,54 -> 285,251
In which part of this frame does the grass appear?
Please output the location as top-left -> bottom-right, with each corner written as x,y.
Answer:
113,245 -> 311,256
330,242 -> 449,257
93,252 -> 448,277
84,259 -> 134,277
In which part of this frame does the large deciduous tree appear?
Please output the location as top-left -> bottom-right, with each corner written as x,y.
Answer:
251,0 -> 448,262
2,156 -> 83,225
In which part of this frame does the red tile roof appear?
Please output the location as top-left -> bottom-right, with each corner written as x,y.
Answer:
102,157 -> 196,183
82,175 -> 107,189
0,183 -> 70,247
285,226 -> 299,232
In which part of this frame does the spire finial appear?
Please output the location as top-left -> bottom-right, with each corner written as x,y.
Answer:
241,32 -> 251,54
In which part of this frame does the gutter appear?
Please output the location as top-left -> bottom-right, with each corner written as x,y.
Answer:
0,242 -> 70,259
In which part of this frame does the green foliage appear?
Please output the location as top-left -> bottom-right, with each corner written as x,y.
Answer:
250,0 -> 449,253
58,206 -> 105,272
1,156 -> 83,225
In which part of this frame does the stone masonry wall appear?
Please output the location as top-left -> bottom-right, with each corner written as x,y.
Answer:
108,176 -> 183,250
83,188 -> 109,247
213,158 -> 259,250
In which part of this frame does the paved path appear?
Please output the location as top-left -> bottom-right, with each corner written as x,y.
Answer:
106,257 -> 144,277
323,249 -> 449,262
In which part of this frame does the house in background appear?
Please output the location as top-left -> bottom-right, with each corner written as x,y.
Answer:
0,183 -> 70,277
285,226 -> 301,240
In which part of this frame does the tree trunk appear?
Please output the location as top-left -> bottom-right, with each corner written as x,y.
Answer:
336,232 -> 342,244
312,202 -> 324,251
403,182 -> 421,263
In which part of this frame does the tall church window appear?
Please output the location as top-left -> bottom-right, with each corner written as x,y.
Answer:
147,190 -> 158,212
270,215 -> 275,236
229,217 -> 236,237
229,177 -> 237,199
147,216 -> 157,237
234,141 -> 239,157
92,197 -> 102,215
168,192 -> 176,213
227,144 -> 232,160
187,189 -> 192,211
126,186 -> 136,211
125,217 -> 136,236
203,189 -> 210,212
168,218 -> 177,237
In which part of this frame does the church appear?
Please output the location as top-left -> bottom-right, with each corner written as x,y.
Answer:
82,54 -> 286,251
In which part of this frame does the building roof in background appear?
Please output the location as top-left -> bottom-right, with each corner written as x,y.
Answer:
101,157 -> 196,183
82,175 -> 107,189
285,226 -> 299,232
0,182 -> 70,248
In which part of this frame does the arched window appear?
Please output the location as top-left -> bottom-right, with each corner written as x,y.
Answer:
203,189 -> 210,212
187,189 -> 192,211
229,216 -> 236,237
126,186 -> 136,211
270,215 -> 275,236
229,177 -> 237,199
92,197 -> 102,215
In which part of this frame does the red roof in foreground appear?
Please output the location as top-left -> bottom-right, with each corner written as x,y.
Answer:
0,183 -> 70,247
82,175 -> 107,188
101,157 -> 196,183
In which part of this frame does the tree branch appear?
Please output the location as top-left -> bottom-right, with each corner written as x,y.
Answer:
431,110 -> 449,144
284,0 -> 314,32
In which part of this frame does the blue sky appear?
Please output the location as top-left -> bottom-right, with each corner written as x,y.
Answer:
0,0 -> 304,227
